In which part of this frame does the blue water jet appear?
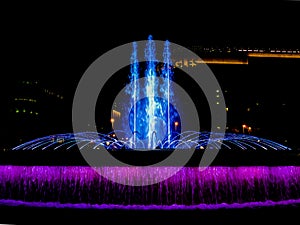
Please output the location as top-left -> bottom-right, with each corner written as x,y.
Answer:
129,97 -> 181,149
129,42 -> 139,148
127,35 -> 177,149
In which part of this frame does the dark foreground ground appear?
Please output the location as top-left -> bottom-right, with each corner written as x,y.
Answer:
1,204 -> 300,225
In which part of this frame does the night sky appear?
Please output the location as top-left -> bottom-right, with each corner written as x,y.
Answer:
1,2 -> 300,149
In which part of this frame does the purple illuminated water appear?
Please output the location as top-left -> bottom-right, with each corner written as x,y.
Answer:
2,198 -> 300,210
1,166 -> 300,208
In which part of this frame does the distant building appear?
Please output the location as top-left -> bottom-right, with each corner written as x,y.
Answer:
6,79 -> 68,147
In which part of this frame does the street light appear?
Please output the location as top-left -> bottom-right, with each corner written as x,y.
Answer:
242,124 -> 247,134
248,126 -> 252,134
110,118 -> 115,128
174,121 -> 179,131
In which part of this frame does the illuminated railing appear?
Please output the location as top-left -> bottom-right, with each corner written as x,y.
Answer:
248,53 -> 300,58
173,58 -> 248,67
172,50 -> 300,66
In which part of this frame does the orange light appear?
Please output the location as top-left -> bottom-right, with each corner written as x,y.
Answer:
242,124 -> 247,128
174,122 -> 179,126
203,59 -> 248,64
110,118 -> 115,123
248,53 -> 300,59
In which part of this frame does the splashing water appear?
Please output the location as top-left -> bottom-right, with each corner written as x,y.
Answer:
130,42 -> 139,148
1,165 -> 300,206
126,35 -> 177,150
11,131 -> 291,151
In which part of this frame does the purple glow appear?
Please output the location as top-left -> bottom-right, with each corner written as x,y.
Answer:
1,166 -> 300,206
1,198 -> 300,210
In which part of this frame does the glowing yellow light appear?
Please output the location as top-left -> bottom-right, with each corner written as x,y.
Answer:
203,59 -> 248,64
242,124 -> 247,134
112,109 -> 121,118
226,107 -> 229,111
174,122 -> 179,126
248,53 -> 300,58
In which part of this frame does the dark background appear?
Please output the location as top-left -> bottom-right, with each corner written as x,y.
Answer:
1,2 -> 300,150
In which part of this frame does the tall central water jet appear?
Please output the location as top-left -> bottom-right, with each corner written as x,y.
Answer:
163,40 -> 173,146
130,42 -> 139,147
128,35 -> 177,149
144,35 -> 157,149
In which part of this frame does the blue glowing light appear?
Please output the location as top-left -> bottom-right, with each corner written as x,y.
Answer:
12,131 -> 291,151
129,97 -> 181,148
123,35 -> 176,149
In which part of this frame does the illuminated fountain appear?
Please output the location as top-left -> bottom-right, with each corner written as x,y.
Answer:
1,35 -> 300,210
1,165 -> 300,209
124,35 -> 179,149
10,131 -> 291,151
